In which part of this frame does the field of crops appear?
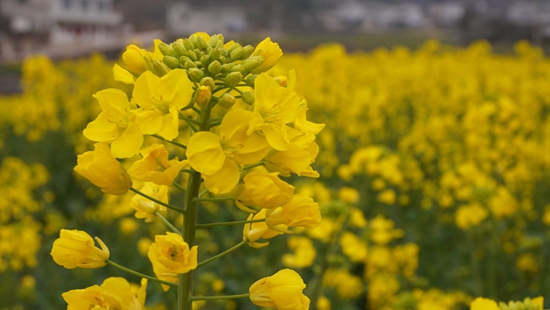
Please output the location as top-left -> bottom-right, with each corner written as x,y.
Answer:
0,35 -> 549,310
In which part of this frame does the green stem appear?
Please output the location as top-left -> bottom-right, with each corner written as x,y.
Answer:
130,187 -> 185,214
196,218 -> 266,228
197,239 -> 247,268
107,260 -> 178,288
190,293 -> 249,301
173,181 -> 188,194
179,116 -> 201,126
179,101 -> 211,310
243,161 -> 264,170
155,211 -> 181,235
183,118 -> 199,133
198,189 -> 209,198
193,197 -> 233,203
150,134 -> 187,150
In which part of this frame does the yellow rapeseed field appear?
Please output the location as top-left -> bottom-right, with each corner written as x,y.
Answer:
0,39 -> 548,310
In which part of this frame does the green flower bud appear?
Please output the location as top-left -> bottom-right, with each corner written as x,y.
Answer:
200,77 -> 215,90
210,34 -> 224,48
242,56 -> 264,72
227,43 -> 242,54
193,49 -> 203,59
178,56 -> 192,64
230,64 -> 244,73
208,61 -> 221,75
242,45 -> 255,59
189,35 -> 198,48
172,42 -> 186,57
221,64 -> 230,73
218,56 -> 226,64
153,60 -> 170,77
219,48 -> 227,57
143,55 -> 157,74
184,61 -> 197,69
200,55 -> 210,68
193,85 -> 212,108
196,35 -> 208,50
241,91 -> 255,105
225,71 -> 242,87
194,61 -> 203,68
158,43 -> 177,58
187,68 -> 204,82
185,50 -> 197,61
217,93 -> 236,109
182,38 -> 194,51
163,56 -> 182,69
244,74 -> 258,86
229,47 -> 244,62
210,48 -> 220,61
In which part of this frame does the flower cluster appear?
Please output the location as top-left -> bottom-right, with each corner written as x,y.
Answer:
49,32 -> 322,310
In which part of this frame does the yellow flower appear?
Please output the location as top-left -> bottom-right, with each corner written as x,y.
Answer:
234,172 -> 294,212
265,195 -> 321,233
130,182 -> 168,222
282,236 -> 316,268
470,297 -> 499,310
148,232 -> 198,291
74,143 -> 132,195
62,277 -> 147,310
250,37 -> 283,73
133,69 -> 194,140
122,44 -> 149,74
50,229 -> 110,269
265,128 -> 320,177
339,231 -> 368,262
248,73 -> 300,151
243,209 -> 282,248
249,269 -> 310,310
83,88 -> 142,158
128,144 -> 188,186
187,110 -> 271,194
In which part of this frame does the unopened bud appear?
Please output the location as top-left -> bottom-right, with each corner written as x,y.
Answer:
219,48 -> 228,57
163,56 -> 182,69
242,45 -> 255,59
210,34 -> 224,48
193,86 -> 212,108
182,38 -> 194,51
242,56 -> 264,72
200,77 -> 215,90
196,35 -> 208,50
244,74 -> 258,86
210,48 -> 220,61
143,55 -> 156,74
229,47 -> 244,62
179,56 -> 192,64
230,65 -> 244,73
185,50 -> 197,61
217,93 -> 236,109
227,43 -> 242,54
218,56 -> 226,64
158,43 -> 177,58
208,60 -> 221,75
184,61 -> 197,69
187,68 -> 204,82
200,55 -> 210,68
221,64 -> 230,73
153,60 -> 170,77
172,42 -> 186,57
193,49 -> 203,59
225,71 -> 242,87
189,35 -> 198,49
273,76 -> 288,87
241,91 -> 255,105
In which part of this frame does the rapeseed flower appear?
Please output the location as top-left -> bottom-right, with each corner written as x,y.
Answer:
51,229 -> 110,269
249,269 -> 310,310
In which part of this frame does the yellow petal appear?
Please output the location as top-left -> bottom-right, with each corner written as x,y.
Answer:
157,69 -> 194,110
203,158 -> 240,194
110,121 -> 143,158
133,71 -> 159,109
113,63 -> 136,84
187,132 -> 226,175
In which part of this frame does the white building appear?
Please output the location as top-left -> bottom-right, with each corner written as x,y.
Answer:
166,2 -> 248,37
0,0 -> 123,60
